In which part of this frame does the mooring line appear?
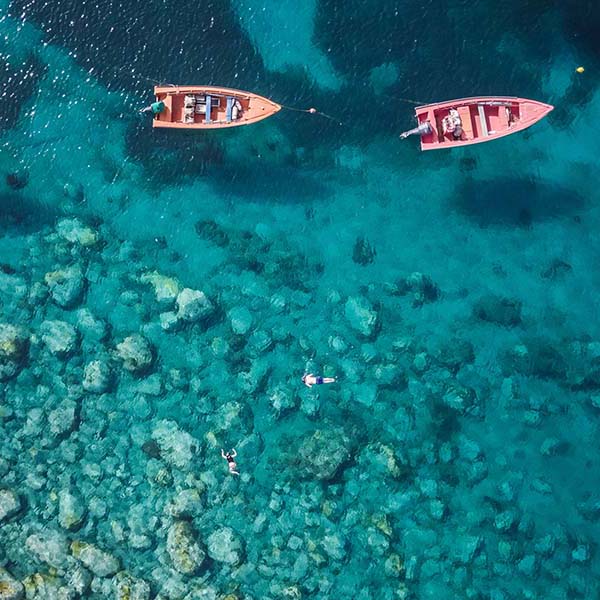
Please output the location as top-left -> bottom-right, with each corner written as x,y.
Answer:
279,103 -> 344,125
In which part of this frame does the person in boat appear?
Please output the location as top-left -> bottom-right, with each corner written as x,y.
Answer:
139,100 -> 166,115
221,448 -> 240,476
302,373 -> 336,388
442,108 -> 463,140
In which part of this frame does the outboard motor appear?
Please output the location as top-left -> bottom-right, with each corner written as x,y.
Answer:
400,120 -> 432,139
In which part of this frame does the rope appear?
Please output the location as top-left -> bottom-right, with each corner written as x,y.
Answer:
380,93 -> 426,105
279,104 -> 344,125
279,93 -> 425,125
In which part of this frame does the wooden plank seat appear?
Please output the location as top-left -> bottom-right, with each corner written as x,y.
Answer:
477,104 -> 489,136
205,94 -> 212,124
226,96 -> 234,123
456,106 -> 474,139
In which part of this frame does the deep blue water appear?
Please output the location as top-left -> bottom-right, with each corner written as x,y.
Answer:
1,0 -> 600,598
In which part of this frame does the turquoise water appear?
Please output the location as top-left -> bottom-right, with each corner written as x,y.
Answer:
1,0 -> 600,597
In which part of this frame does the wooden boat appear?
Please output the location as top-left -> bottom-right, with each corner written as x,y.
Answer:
400,96 -> 553,150
150,85 -> 281,129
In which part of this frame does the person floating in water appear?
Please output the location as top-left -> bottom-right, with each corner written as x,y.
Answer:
221,448 -> 239,476
302,373 -> 336,388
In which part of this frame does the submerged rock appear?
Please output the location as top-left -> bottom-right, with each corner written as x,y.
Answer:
166,521 -> 206,575
44,267 -> 85,308
48,399 -> 78,439
165,488 -> 203,519
321,533 -> 347,561
206,527 -> 243,565
40,320 -> 78,356
0,567 -> 24,600
25,530 -> 69,569
22,572 -> 69,599
83,360 -> 112,393
0,271 -> 27,301
248,330 -> 273,356
345,296 -> 379,338
352,236 -> 376,265
65,565 -> 91,596
442,384 -> 476,414
541,258 -> 572,280
194,219 -> 230,247
6,170 -> 28,190
540,437 -> 564,456
76,309 -> 108,342
0,488 -> 21,522
116,335 -> 154,374
473,294 -> 522,327
503,338 -> 567,380
176,288 -> 214,322
0,323 -> 29,381
58,489 -> 86,531
433,338 -> 475,372
151,420 -> 198,470
571,544 -> 590,563
140,271 -> 180,307
113,572 -> 151,600
494,510 -> 516,532
56,218 -> 99,247
396,272 -> 440,306
228,306 -> 253,335
298,427 -> 352,480
70,541 -> 120,577
452,534 -> 482,564
159,311 -> 179,332
269,386 -> 297,415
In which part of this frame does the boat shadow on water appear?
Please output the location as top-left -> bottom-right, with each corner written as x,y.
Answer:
453,177 -> 586,227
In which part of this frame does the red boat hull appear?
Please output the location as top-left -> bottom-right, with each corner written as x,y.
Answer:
413,96 -> 553,151
152,85 -> 281,129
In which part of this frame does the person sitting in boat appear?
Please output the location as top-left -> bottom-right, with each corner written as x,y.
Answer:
442,108 -> 463,140
231,99 -> 242,120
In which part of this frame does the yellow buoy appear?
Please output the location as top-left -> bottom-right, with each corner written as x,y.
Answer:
576,66 -> 585,73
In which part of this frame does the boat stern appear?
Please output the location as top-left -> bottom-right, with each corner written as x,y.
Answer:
415,108 -> 438,150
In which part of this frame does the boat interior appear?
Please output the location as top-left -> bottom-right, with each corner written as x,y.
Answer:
430,102 -> 520,143
160,93 -> 247,125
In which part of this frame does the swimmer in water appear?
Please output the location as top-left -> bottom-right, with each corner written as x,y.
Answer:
302,373 -> 336,388
221,448 -> 240,476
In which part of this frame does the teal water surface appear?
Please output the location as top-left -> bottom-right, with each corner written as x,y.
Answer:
1,0 -> 600,598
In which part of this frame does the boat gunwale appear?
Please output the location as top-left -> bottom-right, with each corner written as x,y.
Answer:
153,85 -> 281,109
415,96 -> 554,111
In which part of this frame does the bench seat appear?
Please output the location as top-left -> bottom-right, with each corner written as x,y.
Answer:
477,104 -> 489,137
225,96 -> 234,122
457,106 -> 474,139
205,94 -> 212,123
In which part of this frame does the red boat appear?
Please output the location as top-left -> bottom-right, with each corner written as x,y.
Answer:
400,96 -> 553,150
147,85 -> 281,129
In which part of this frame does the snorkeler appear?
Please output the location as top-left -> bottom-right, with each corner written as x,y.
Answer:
302,373 -> 336,388
221,448 -> 240,476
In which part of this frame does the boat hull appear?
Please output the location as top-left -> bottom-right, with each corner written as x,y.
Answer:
411,96 -> 553,151
152,85 -> 281,129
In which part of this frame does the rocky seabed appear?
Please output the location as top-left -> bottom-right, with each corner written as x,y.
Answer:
0,217 -> 599,599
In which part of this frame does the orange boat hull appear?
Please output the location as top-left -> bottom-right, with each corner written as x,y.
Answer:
152,85 -> 281,129
412,96 -> 553,150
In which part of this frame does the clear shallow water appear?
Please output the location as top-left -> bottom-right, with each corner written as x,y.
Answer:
1,0 -> 600,598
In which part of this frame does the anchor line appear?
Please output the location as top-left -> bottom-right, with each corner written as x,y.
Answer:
380,93 -> 427,106
279,104 -> 344,125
